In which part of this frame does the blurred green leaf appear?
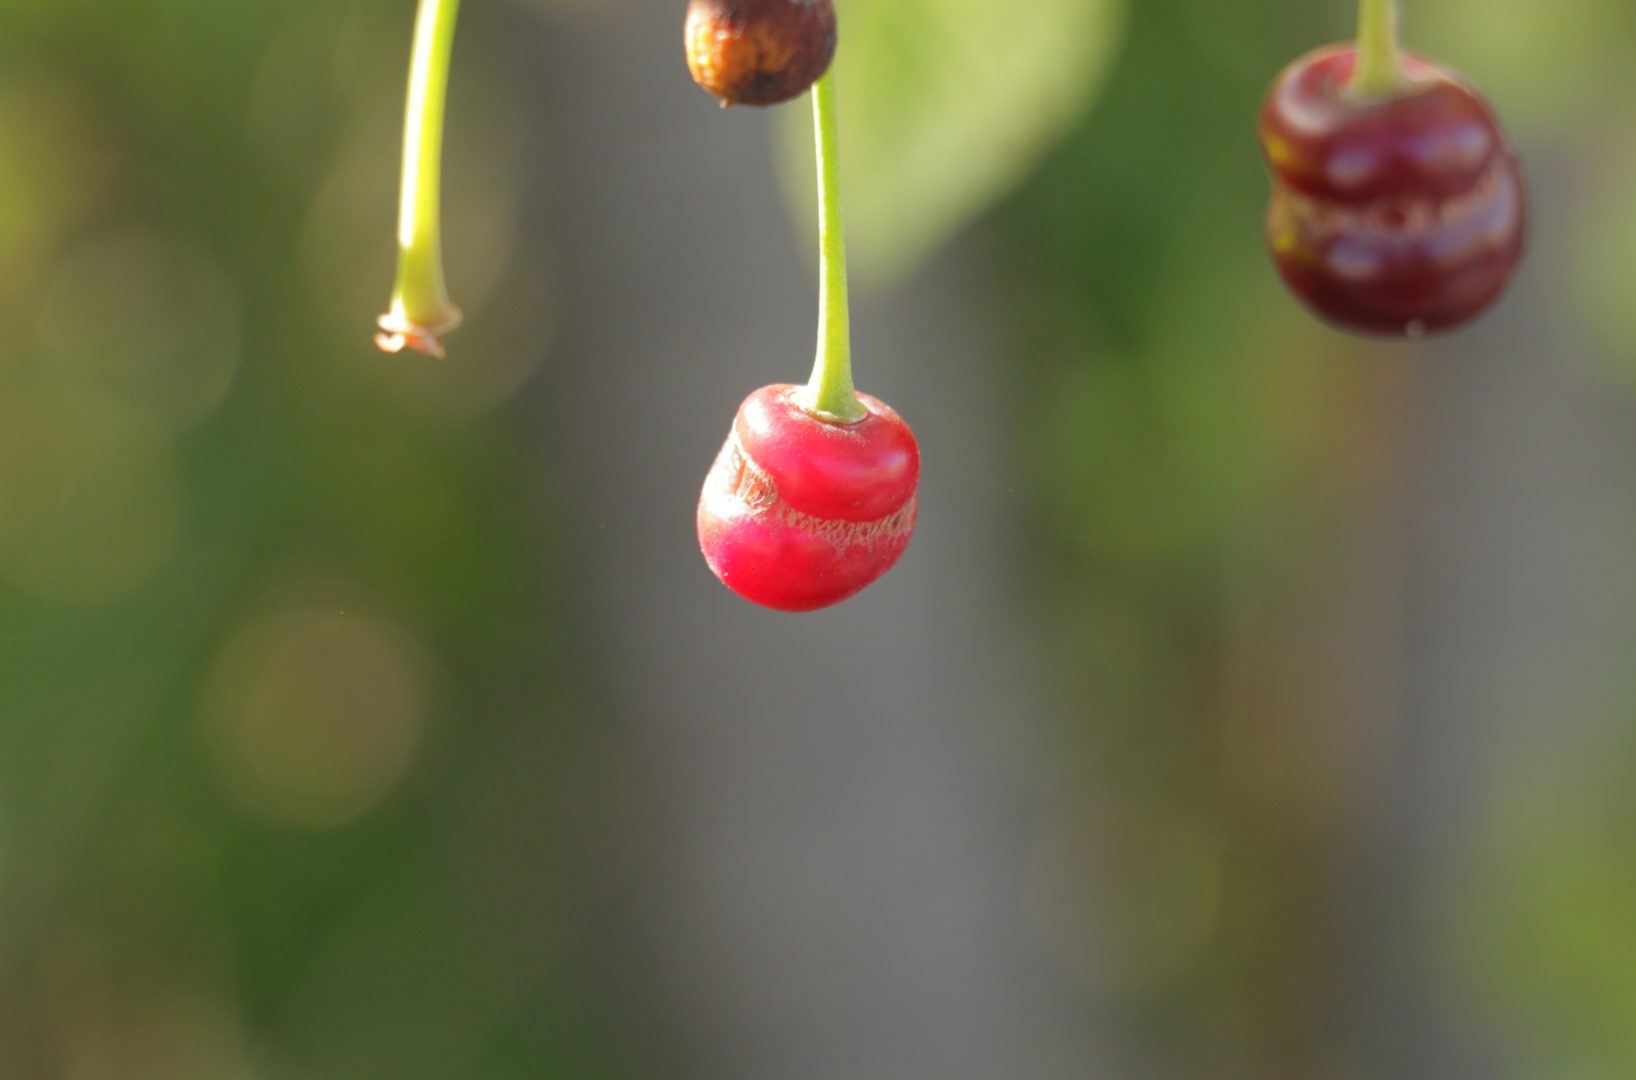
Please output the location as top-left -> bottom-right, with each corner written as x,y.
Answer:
781,0 -> 1127,281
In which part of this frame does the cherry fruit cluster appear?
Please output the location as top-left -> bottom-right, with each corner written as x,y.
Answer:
375,0 -> 1531,616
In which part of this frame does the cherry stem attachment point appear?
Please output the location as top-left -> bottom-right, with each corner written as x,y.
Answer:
1348,0 -> 1404,98
801,68 -> 867,424
377,0 -> 463,359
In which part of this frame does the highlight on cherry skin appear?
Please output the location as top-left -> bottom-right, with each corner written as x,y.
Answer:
1258,46 -> 1526,337
685,0 -> 837,107
697,384 -> 920,613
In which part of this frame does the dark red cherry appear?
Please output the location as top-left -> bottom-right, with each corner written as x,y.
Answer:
1259,46 -> 1526,336
697,384 -> 919,612
685,0 -> 837,108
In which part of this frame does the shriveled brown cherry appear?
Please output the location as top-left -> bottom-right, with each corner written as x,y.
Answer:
1259,46 -> 1526,336
698,385 -> 919,612
685,0 -> 837,107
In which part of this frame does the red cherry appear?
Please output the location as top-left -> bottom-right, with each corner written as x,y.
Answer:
1259,46 -> 1526,336
685,0 -> 837,108
697,384 -> 920,612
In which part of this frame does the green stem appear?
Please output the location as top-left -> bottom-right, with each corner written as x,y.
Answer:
377,0 -> 463,358
801,69 -> 866,423
1348,0 -> 1404,98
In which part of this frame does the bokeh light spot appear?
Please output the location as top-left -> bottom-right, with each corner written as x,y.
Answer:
202,607 -> 431,829
38,227 -> 243,428
0,69 -> 115,355
37,933 -> 257,1080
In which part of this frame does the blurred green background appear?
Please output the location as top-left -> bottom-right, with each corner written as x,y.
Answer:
2,1 -> 1635,1077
